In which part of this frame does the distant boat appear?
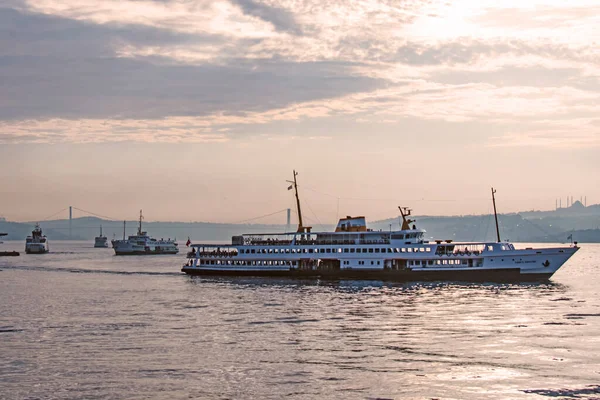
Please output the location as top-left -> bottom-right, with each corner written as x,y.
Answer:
0,233 -> 19,256
111,210 -> 178,255
25,224 -> 49,254
94,225 -> 108,248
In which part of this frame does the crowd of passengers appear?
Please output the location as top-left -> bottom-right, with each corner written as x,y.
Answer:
245,238 -> 392,246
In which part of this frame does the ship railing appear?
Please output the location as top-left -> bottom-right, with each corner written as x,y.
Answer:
244,239 -> 293,246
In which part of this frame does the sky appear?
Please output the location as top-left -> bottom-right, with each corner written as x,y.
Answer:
0,0 -> 599,225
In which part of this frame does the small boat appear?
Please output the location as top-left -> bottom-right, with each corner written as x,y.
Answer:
25,224 -> 49,254
94,225 -> 108,248
111,210 -> 178,255
0,233 -> 19,256
182,172 -> 579,282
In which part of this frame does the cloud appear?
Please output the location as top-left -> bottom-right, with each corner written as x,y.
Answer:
489,125 -> 600,148
1,1 -> 600,147
0,8 -> 383,121
231,0 -> 303,34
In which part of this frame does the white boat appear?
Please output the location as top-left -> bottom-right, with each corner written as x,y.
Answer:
182,172 -> 579,282
111,210 -> 178,255
25,224 -> 49,254
94,225 -> 108,248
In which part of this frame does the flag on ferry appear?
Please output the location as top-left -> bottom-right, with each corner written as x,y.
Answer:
186,237 -> 191,247
287,184 -> 293,190
567,234 -> 573,241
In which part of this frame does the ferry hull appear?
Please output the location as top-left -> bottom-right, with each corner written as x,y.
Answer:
25,245 -> 49,254
181,267 -> 554,282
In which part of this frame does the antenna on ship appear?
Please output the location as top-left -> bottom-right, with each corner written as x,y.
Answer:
286,170 -> 310,233
123,220 -> 126,240
138,210 -> 143,235
491,187 -> 501,243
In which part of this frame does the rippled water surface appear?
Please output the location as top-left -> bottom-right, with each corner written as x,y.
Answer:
1,241 -> 599,399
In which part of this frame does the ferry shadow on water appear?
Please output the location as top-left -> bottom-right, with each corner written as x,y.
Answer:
184,274 -> 567,294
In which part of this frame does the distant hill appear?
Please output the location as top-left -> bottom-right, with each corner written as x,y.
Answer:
1,202 -> 599,243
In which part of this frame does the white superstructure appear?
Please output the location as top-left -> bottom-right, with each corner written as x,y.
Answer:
25,224 -> 49,254
111,211 -> 178,255
182,173 -> 579,282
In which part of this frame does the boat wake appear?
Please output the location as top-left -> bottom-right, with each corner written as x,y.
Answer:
1,265 -> 181,276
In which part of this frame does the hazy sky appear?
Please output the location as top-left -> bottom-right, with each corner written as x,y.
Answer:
1,0 -> 599,225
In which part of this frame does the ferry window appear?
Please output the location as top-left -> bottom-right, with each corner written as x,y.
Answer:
309,249 -> 313,253
326,248 -> 331,253
377,261 -> 380,265
401,248 -> 406,253
350,248 -> 355,253
407,248 -> 412,253
338,248 -> 342,253
501,246 -> 506,250
368,248 -> 373,253
487,246 -> 494,251
344,248 -> 349,253
268,249 -> 273,254
420,248 -> 425,252
375,248 -> 380,253
428,260 -> 434,265
292,261 -> 296,266
442,260 -> 447,265
314,249 -> 319,253
371,261 -> 374,265
251,249 -> 255,254
425,247 -> 431,252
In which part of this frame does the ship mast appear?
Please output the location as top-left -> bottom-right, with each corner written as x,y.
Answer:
287,170 -> 308,233
286,170 -> 311,232
398,207 -> 415,230
491,187 -> 501,242
138,210 -> 143,235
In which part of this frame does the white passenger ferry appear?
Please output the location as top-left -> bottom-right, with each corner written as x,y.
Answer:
112,211 -> 178,255
94,225 -> 109,248
182,173 -> 579,282
25,224 -> 50,254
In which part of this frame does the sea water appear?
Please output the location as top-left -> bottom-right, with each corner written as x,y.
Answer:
1,241 -> 599,399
